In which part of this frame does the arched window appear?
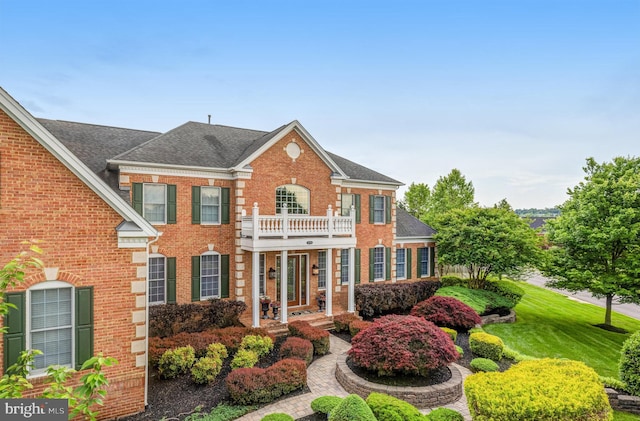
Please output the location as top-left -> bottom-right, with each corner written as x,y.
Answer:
275,185 -> 309,214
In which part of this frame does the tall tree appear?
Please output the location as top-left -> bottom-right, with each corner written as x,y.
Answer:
542,156 -> 640,327
435,207 -> 541,288
398,182 -> 431,221
429,169 -> 476,225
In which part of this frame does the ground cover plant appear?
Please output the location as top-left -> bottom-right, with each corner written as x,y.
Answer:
483,281 -> 640,378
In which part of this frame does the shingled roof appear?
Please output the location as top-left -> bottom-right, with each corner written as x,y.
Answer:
396,207 -> 436,238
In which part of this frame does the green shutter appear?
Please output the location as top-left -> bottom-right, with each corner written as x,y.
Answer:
369,248 -> 375,282
430,247 -> 436,277
417,247 -> 424,277
407,248 -> 412,279
191,256 -> 201,302
221,188 -> 230,224
385,196 -> 391,224
385,247 -> 391,280
3,292 -> 25,371
355,249 -> 361,284
221,254 -> 230,298
369,195 -> 375,223
167,184 -> 177,224
354,194 -> 361,224
167,257 -> 176,303
132,183 -> 143,215
192,186 -> 201,224
75,287 -> 93,370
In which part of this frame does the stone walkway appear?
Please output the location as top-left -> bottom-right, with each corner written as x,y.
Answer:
236,335 -> 472,421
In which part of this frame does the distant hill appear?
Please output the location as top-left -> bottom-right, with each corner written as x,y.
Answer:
515,208 -> 560,217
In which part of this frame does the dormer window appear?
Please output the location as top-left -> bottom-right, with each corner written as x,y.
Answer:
276,185 -> 309,214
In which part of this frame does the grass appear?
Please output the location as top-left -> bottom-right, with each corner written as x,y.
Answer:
483,281 -> 640,378
614,410 -> 640,421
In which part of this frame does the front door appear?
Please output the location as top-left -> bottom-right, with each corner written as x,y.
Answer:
277,254 -> 308,307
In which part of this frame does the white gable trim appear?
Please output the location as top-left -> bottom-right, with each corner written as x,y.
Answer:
0,87 -> 158,238
232,120 -> 349,179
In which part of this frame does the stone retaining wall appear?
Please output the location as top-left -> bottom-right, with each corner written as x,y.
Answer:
606,388 -> 640,415
481,309 -> 516,325
335,352 -> 463,407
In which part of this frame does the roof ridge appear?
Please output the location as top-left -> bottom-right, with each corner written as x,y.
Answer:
36,118 -> 161,135
185,120 -> 270,135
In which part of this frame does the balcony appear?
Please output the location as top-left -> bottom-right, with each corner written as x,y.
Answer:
240,203 -> 357,251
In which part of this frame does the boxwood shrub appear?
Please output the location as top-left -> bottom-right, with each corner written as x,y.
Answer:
486,279 -> 525,304
328,394 -> 376,421
464,358 -> 612,421
365,392 -> 424,421
311,396 -> 344,415
428,407 -> 464,421
261,414 -> 294,421
620,330 -> 640,396
469,332 -> 504,361
470,357 -> 499,373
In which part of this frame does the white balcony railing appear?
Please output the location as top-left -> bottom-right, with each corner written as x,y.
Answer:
241,203 -> 355,240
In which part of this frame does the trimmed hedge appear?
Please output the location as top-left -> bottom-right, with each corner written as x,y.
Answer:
349,320 -> 372,337
328,394 -> 376,421
410,296 -> 481,332
435,286 -> 515,315
469,332 -> 504,361
334,313 -> 359,332
355,280 -> 441,318
365,392 -> 424,421
428,407 -> 464,421
288,320 -> 330,355
464,358 -> 612,421
440,276 -> 469,288
486,279 -> 525,304
149,299 -> 247,337
470,358 -> 499,373
311,396 -> 344,415
348,315 -> 458,377
279,337 -> 314,367
620,330 -> 640,396
226,358 -> 307,405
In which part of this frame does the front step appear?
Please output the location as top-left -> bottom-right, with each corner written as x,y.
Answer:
264,313 -> 335,336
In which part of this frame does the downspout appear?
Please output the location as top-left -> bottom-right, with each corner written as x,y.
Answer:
144,232 -> 161,407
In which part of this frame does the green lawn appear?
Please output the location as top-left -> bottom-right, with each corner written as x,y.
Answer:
483,281 -> 640,378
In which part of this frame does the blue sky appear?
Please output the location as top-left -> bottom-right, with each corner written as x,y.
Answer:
1,0 -> 639,209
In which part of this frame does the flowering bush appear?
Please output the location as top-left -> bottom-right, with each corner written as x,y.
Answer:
279,337 -> 314,366
226,358 -> 306,405
288,320 -> 330,355
348,315 -> 458,377
410,296 -> 481,331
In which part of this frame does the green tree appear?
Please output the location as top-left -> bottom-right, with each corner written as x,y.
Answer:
398,182 -> 431,221
542,156 -> 640,327
435,207 -> 541,288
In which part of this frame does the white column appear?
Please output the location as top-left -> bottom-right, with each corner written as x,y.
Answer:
280,250 -> 288,324
251,251 -> 260,328
325,248 -> 333,316
348,247 -> 355,313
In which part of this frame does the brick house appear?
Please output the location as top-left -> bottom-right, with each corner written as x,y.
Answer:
1,87 -> 436,418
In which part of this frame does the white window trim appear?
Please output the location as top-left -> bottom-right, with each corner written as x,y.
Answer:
396,248 -> 407,281
340,249 -> 349,285
419,247 -> 430,278
149,254 -> 167,305
373,195 -> 385,224
144,183 -> 167,225
373,245 -> 385,282
27,280 -> 74,378
200,252 -> 221,300
201,186 -> 221,225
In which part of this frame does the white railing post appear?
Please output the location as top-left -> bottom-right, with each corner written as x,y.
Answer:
252,203 -> 260,239
327,205 -> 334,238
282,204 -> 289,239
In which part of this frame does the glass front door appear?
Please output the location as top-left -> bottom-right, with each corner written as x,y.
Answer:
276,254 -> 308,307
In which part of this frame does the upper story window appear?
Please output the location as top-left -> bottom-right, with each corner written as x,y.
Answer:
201,186 -> 221,224
373,246 -> 385,281
201,252 -> 220,299
396,248 -> 406,280
341,194 -> 354,216
29,282 -> 73,373
144,184 -> 166,223
373,195 -> 385,224
149,255 -> 166,305
276,185 -> 309,214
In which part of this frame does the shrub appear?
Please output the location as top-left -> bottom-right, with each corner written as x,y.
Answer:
601,376 -> 629,393
485,279 -> 525,304
231,349 -> 259,370
206,343 -> 228,360
191,356 -> 223,384
149,300 -> 247,338
435,286 -> 515,315
158,346 -> 196,379
469,332 -> 504,361
464,359 -> 612,421
355,280 -> 441,318
349,320 -> 372,337
365,392 -> 424,421
427,407 -> 464,421
240,335 -> 273,357
311,396 -> 343,415
328,394 -> 376,421
470,358 -> 499,373
455,346 -> 464,357
440,327 -> 457,342
279,337 -> 313,366
261,414 -> 294,421
288,320 -> 330,355
348,315 -> 458,377
620,330 -> 640,396
440,276 -> 469,288
334,313 -> 359,332
410,296 -> 481,331
502,345 -> 536,362
226,359 -> 306,405
209,327 -> 275,353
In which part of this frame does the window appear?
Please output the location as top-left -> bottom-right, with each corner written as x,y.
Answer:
373,196 -> 385,223
419,247 -> 430,277
149,256 -> 166,304
259,254 -> 266,296
201,253 -> 220,299
276,185 -> 309,214
318,251 -> 327,289
341,194 -> 354,216
340,249 -> 349,284
144,184 -> 166,223
29,284 -> 73,372
373,247 -> 385,281
396,248 -> 406,280
201,186 -> 221,224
